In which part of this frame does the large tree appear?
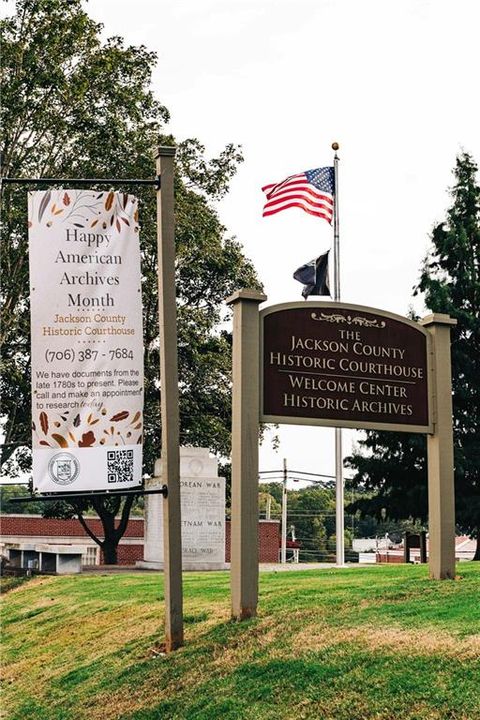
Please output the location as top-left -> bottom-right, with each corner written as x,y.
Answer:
0,0 -> 261,562
346,152 -> 480,559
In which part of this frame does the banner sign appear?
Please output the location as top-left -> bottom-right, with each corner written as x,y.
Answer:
28,189 -> 144,492
261,302 -> 432,433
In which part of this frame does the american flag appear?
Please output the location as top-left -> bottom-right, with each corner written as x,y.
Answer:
261,167 -> 334,223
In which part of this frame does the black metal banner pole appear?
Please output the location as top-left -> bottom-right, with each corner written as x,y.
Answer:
9,486 -> 168,503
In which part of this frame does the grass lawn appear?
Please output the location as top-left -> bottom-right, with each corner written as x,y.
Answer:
2,563 -> 480,720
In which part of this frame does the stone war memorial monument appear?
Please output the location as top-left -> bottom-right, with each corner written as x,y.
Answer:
140,448 -> 227,571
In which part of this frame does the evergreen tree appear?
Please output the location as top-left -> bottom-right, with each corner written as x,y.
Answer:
416,152 -> 480,557
347,152 -> 480,559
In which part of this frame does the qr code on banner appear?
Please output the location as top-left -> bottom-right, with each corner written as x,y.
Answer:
107,449 -> 134,483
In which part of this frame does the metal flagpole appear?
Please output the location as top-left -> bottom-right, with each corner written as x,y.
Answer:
332,142 -> 345,567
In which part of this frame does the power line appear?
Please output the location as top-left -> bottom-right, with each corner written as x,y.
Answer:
259,468 -> 336,479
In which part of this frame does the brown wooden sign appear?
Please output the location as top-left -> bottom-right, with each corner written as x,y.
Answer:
261,302 -> 432,433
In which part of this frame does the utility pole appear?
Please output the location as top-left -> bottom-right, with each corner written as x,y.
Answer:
281,458 -> 288,563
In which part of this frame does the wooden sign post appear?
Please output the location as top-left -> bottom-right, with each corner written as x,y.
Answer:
226,289 -> 267,620
420,314 -> 457,579
156,146 -> 183,650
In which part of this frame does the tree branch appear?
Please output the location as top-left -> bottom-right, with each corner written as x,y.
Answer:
74,507 -> 104,548
115,493 -> 136,542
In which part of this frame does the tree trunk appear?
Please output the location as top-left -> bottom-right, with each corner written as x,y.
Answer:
473,535 -> 480,561
98,504 -> 118,565
102,539 -> 118,565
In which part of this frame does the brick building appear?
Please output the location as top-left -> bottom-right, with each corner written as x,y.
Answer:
0,514 -> 280,566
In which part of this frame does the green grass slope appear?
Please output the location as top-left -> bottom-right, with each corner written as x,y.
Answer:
2,564 -> 479,720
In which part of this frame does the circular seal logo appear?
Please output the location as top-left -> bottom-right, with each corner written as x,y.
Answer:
48,453 -> 80,486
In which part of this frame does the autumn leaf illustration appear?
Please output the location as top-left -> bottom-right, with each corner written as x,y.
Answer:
110,411 -> 129,422
39,440 -> 51,447
63,192 -> 71,206
121,217 -> 130,226
105,192 -> 115,211
130,411 -> 141,425
73,414 -> 80,427
40,411 -> 49,434
52,433 -> 68,448
79,431 -> 95,447
68,432 -> 77,443
38,191 -> 51,222
116,219 -> 121,232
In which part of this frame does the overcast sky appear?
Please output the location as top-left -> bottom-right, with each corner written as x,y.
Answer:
3,0 -> 479,484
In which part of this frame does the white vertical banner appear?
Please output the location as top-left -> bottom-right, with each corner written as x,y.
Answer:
28,189 -> 144,493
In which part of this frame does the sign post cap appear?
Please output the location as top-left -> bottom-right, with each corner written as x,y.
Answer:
226,289 -> 267,306
155,145 -> 176,158
420,313 -> 457,328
